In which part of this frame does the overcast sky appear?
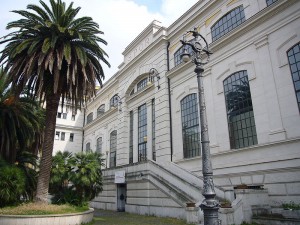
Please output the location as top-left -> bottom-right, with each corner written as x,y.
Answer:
0,0 -> 198,81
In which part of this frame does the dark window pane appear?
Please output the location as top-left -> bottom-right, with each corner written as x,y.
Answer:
266,0 -> 278,6
137,78 -> 148,91
211,6 -> 246,42
224,70 -> 257,149
181,94 -> 201,158
87,112 -> 93,124
97,104 -> 105,117
138,104 -> 147,161
287,43 -> 300,111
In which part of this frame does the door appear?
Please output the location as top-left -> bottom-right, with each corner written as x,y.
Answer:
117,183 -> 126,212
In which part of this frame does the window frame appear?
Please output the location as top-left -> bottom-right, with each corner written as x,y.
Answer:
138,104 -> 147,162
223,70 -> 258,149
211,5 -> 246,42
180,93 -> 201,158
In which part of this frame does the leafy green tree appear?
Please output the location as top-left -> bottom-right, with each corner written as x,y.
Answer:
0,0 -> 110,202
0,69 -> 45,163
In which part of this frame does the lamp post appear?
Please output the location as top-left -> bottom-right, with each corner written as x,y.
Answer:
180,28 -> 219,225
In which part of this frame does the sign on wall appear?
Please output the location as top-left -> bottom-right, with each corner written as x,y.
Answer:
115,171 -> 126,183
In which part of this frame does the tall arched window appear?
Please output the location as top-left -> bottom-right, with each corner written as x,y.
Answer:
86,142 -> 91,152
86,112 -> 93,124
96,137 -> 102,153
110,94 -> 119,108
287,43 -> 300,111
97,104 -> 105,117
211,6 -> 245,42
138,104 -> 147,161
223,70 -> 257,149
181,94 -> 201,158
110,130 -> 117,167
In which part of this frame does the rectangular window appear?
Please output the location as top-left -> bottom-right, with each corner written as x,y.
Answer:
152,99 -> 156,161
55,131 -> 60,140
61,132 -> 65,141
57,112 -> 62,118
129,111 -> 133,164
223,70 -> 257,149
96,137 -> 102,153
110,131 -> 117,167
69,133 -> 74,142
71,114 -> 75,121
63,113 -> 67,119
138,104 -> 147,162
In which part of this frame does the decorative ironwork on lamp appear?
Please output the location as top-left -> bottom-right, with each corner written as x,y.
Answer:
180,28 -> 219,225
147,68 -> 160,89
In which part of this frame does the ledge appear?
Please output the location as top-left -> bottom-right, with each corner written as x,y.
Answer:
0,208 -> 94,225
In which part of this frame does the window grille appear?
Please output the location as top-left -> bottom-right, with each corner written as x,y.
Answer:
97,104 -> 105,117
266,0 -> 278,6
137,78 -> 148,91
211,6 -> 245,42
110,130 -> 117,167
138,104 -> 147,161
152,99 -> 156,161
87,112 -> 93,124
96,137 -> 102,153
287,43 -> 300,111
180,94 -> 201,158
223,70 -> 257,149
129,111 -> 134,164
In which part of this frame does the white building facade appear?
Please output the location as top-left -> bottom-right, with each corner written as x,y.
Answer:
60,0 -> 300,224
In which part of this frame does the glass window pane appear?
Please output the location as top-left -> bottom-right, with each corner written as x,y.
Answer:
211,6 -> 246,42
181,94 -> 201,158
223,70 -> 258,149
287,43 -> 300,112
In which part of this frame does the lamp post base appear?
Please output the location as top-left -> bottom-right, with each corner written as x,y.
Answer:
200,200 -> 221,225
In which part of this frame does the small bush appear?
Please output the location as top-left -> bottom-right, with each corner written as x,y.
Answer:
0,165 -> 26,207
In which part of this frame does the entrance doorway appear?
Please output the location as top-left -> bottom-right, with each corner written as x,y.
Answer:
117,183 -> 126,212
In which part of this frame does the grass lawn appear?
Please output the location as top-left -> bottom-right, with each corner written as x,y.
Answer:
92,210 -> 194,225
0,203 -> 89,215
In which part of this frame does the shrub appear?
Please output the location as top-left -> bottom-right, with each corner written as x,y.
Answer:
0,164 -> 26,207
50,151 -> 104,206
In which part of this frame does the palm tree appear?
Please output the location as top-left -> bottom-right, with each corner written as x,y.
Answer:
0,69 -> 45,163
0,0 -> 110,202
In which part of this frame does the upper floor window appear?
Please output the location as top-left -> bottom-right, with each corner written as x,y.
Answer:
287,43 -> 300,111
71,114 -> 75,121
96,137 -> 102,153
138,104 -> 147,161
181,94 -> 201,158
174,44 -> 193,67
266,0 -> 278,6
129,111 -> 134,164
211,6 -> 245,42
224,70 -> 257,149
97,104 -> 105,117
110,130 -> 117,167
86,142 -> 91,152
55,131 -> 60,140
61,132 -> 65,141
137,78 -> 148,91
69,133 -> 74,142
86,112 -> 93,124
110,94 -> 119,108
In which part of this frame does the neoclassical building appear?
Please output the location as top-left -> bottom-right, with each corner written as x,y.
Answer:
55,0 -> 300,224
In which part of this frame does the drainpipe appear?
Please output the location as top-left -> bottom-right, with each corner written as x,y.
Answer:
166,41 -> 173,162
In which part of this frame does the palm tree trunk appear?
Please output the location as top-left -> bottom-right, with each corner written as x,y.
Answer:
35,93 -> 60,203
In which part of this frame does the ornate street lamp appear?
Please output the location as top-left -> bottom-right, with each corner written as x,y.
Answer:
180,28 -> 219,225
